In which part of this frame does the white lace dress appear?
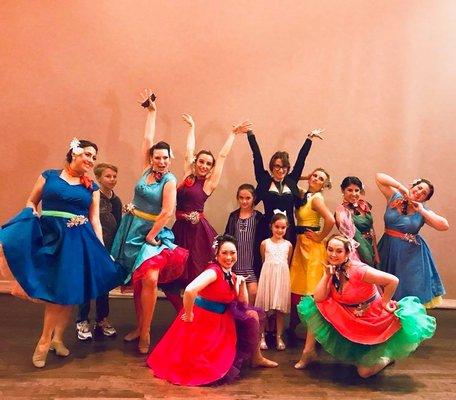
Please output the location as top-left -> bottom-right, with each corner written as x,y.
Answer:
255,238 -> 291,313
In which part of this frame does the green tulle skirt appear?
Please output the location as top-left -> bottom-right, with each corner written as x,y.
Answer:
297,296 -> 436,367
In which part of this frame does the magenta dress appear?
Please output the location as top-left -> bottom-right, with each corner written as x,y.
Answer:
172,178 -> 217,283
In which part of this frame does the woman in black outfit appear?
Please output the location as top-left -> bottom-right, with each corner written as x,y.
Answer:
245,127 -> 324,247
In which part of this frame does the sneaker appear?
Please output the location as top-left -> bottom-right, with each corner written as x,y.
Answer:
94,319 -> 117,337
76,320 -> 93,341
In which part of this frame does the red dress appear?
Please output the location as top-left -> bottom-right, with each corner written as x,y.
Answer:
147,264 -> 237,386
316,262 -> 401,344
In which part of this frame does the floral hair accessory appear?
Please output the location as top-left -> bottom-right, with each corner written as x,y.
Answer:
273,209 -> 287,217
212,235 -> 223,251
69,137 -> 84,156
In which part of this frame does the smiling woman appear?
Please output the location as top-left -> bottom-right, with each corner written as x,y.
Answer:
0,137 -> 126,368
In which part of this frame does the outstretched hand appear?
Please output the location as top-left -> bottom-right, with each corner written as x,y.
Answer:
308,128 -> 325,140
182,113 -> 195,127
138,89 -> 156,111
232,120 -> 253,134
235,274 -> 248,295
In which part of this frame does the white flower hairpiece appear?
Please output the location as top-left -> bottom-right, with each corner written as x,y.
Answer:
169,147 -> 175,159
273,209 -> 287,217
69,137 -> 84,155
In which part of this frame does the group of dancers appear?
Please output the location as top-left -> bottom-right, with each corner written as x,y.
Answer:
0,90 -> 448,386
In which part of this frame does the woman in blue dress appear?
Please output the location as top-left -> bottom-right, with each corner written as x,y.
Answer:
0,138 -> 126,368
376,173 -> 449,307
111,90 -> 188,354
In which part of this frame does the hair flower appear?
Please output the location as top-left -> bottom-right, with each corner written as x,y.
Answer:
69,137 -> 84,155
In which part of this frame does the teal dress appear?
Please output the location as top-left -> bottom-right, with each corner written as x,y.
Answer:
0,169 -> 126,305
111,170 -> 187,284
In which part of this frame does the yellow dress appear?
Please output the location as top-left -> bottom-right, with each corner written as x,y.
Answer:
290,192 -> 326,296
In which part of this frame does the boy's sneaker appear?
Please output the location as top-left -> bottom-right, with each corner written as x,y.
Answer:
76,320 -> 93,341
94,319 -> 117,337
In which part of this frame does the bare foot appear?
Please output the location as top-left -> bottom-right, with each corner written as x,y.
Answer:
251,356 -> 278,368
294,350 -> 318,369
124,329 -> 140,342
358,357 -> 393,378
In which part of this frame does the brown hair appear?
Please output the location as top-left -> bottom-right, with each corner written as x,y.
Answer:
94,163 -> 118,177
236,183 -> 256,199
326,234 -> 352,253
269,151 -> 290,172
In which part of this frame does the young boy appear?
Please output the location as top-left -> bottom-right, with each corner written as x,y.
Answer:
76,163 -> 122,340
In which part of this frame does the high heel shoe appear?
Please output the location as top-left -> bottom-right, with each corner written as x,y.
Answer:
124,330 -> 140,342
138,336 -> 150,354
259,334 -> 268,350
276,334 -> 286,351
294,349 -> 318,369
32,343 -> 50,368
50,341 -> 70,357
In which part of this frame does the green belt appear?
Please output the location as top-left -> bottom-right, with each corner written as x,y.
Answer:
41,210 -> 80,219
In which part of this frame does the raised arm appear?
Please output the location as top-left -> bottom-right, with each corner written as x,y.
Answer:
375,173 -> 409,201
363,266 -> 399,312
246,130 -> 269,184
182,114 -> 196,177
289,129 -> 324,181
313,264 -> 333,302
88,190 -> 104,244
204,121 -> 251,194
145,179 -> 176,245
305,195 -> 335,243
140,89 -> 157,170
182,268 -> 218,322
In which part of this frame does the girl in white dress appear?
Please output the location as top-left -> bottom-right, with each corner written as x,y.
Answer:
255,211 -> 293,351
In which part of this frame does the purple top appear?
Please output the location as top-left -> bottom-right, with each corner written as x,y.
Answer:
176,177 -> 210,213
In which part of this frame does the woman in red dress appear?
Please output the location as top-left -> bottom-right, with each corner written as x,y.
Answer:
147,234 -> 277,386
295,234 -> 436,378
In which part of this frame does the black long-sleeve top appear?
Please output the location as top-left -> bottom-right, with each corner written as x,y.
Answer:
247,131 -> 313,246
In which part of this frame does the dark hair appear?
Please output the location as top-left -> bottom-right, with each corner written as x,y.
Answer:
326,234 -> 352,254
65,139 -> 98,163
269,151 -> 290,172
149,141 -> 172,158
213,234 -> 237,255
195,150 -> 215,168
270,212 -> 288,226
94,163 -> 118,177
411,178 -> 434,201
340,176 -> 364,194
236,183 -> 256,199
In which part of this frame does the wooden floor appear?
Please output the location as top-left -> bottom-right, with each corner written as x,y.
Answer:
0,294 -> 454,400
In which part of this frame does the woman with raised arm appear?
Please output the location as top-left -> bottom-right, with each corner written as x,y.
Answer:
171,116 -> 249,287
335,176 -> 380,266
111,90 -> 188,353
0,139 -> 125,368
289,168 -> 334,337
245,127 -> 324,247
148,234 -> 277,386
375,173 -> 448,307
295,235 -> 435,378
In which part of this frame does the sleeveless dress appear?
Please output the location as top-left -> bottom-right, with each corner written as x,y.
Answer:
255,239 -> 291,313
336,202 -> 379,267
111,170 -> 188,285
378,192 -> 445,308
0,169 -> 126,305
297,262 -> 436,367
172,177 -> 217,283
148,264 -> 263,386
290,193 -> 326,296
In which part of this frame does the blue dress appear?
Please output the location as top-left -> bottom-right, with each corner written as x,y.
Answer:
378,192 -> 445,306
111,170 -> 187,284
0,169 -> 126,305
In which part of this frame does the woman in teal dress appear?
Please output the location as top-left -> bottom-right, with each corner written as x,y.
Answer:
335,176 -> 380,266
0,138 -> 126,368
376,173 -> 449,307
111,90 -> 188,354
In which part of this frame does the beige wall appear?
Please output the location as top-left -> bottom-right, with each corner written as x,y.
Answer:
1,1 -> 455,297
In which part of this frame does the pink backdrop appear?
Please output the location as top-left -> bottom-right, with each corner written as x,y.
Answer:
1,1 -> 455,297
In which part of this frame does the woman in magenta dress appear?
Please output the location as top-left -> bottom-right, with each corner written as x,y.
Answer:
147,234 -> 277,386
164,116 -> 250,309
295,234 -> 436,378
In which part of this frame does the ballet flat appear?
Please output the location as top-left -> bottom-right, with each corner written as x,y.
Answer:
32,343 -> 50,368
